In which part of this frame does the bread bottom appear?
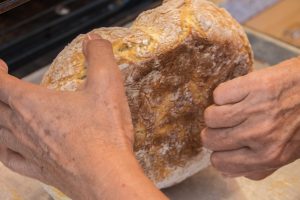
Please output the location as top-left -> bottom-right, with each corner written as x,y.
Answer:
43,150 -> 211,200
156,149 -> 211,188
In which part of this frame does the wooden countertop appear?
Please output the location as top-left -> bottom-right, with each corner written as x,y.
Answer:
1,160 -> 300,200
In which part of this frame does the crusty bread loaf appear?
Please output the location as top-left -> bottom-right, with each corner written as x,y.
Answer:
42,0 -> 253,189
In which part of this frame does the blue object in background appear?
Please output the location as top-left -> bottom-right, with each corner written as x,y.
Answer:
220,0 -> 279,23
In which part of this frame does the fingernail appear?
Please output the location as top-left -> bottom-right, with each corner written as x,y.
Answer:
86,33 -> 102,41
83,33 -> 102,55
87,33 -> 92,40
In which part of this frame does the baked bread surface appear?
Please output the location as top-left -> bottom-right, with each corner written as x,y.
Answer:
42,0 -> 253,188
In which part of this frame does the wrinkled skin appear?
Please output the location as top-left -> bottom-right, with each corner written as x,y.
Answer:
0,34 -> 167,200
202,57 -> 300,180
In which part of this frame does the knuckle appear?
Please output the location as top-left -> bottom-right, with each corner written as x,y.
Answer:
265,102 -> 280,120
210,152 -> 223,170
244,120 -> 277,148
224,106 -> 241,121
219,129 -> 231,141
257,126 -> 277,149
243,132 -> 258,145
261,76 -> 273,90
260,78 -> 277,99
8,91 -> 25,109
201,128 -> 215,149
240,132 -> 260,150
263,146 -> 284,168
241,128 -> 262,145
21,112 -> 36,126
261,120 -> 277,136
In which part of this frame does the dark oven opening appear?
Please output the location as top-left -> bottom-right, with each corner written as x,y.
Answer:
0,0 -> 161,78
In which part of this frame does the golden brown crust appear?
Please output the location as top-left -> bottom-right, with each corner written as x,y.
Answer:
42,0 -> 253,188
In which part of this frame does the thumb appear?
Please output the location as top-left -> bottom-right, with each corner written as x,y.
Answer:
0,59 -> 8,73
82,33 -> 120,91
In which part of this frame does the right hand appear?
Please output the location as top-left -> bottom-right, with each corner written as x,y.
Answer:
201,57 -> 300,180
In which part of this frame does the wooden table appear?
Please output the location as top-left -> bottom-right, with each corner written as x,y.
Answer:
1,160 -> 300,200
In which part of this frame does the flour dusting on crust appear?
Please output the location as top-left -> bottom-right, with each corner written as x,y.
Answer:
42,0 -> 253,195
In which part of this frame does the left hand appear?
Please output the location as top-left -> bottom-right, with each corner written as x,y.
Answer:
201,57 -> 300,180
0,34 -> 168,200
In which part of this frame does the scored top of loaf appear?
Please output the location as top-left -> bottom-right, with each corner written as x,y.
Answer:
42,0 -> 252,90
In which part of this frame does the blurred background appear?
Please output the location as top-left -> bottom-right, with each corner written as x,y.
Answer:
211,0 -> 300,48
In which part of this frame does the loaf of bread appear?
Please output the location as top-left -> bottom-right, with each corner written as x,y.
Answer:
42,0 -> 253,189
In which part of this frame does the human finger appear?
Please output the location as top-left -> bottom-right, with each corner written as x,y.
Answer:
211,148 -> 264,174
213,76 -> 250,106
0,128 -> 31,155
0,63 -> 40,106
82,33 -> 121,92
201,127 -> 244,151
204,103 -> 247,128
0,145 -> 42,180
